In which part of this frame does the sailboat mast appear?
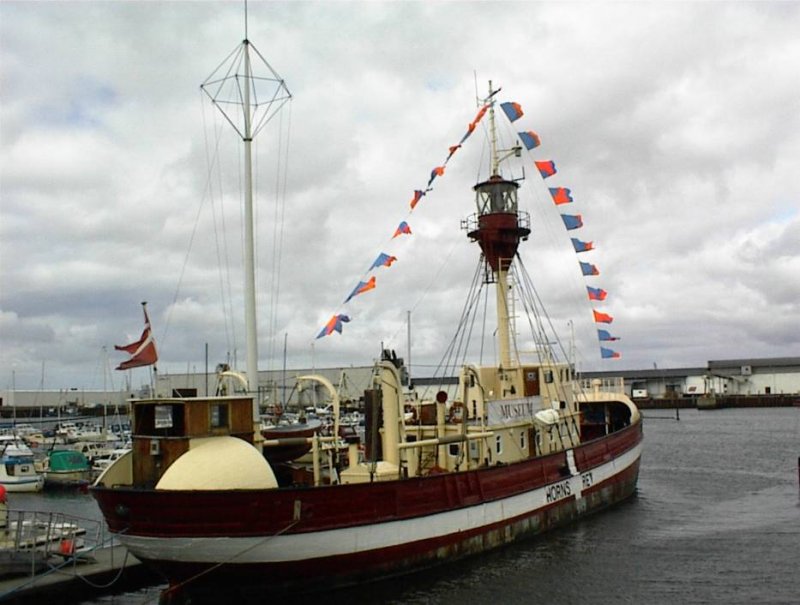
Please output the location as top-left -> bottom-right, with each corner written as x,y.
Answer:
242,40 -> 259,399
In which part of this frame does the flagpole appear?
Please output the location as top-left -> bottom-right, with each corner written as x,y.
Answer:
142,301 -> 157,396
114,300 -> 159,379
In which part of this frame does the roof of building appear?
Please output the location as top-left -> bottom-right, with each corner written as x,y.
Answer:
707,357 -> 800,369
582,367 -> 707,380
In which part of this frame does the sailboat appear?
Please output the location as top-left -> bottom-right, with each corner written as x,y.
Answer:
91,20 -> 642,603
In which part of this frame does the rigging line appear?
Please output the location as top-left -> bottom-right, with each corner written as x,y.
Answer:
204,42 -> 244,96
162,92 -> 229,347
415,260 -> 483,402
502,263 -> 523,367
514,134 -> 603,350
73,549 -> 131,589
264,124 -> 280,370
476,116 -> 490,181
453,260 -> 486,374
514,257 -> 564,362
206,89 -> 238,358
431,260 -> 484,387
204,91 -> 238,357
202,46 -> 249,139
480,273 -> 489,366
216,114 -> 238,357
382,236 -> 462,350
252,127 -> 261,339
513,258 -> 578,403
275,103 -> 292,350
511,261 -> 548,354
267,102 -> 292,370
436,264 -> 480,380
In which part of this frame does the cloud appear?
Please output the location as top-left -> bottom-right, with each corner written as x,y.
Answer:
1,1 -> 799,389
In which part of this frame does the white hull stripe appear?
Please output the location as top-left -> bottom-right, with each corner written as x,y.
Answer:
121,443 -> 642,564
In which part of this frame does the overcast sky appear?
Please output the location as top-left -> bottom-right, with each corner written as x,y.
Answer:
2,1 -> 799,391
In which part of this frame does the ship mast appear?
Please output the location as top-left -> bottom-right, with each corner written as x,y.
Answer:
466,82 -> 526,369
201,22 -> 291,410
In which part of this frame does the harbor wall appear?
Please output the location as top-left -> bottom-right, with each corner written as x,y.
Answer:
636,394 -> 799,409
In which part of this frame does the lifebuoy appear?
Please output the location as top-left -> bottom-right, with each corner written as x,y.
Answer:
448,401 -> 465,423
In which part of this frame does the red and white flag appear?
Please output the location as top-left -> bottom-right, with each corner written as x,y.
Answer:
115,303 -> 158,370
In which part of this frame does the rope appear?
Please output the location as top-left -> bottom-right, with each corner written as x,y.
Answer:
72,549 -> 131,589
159,518 -> 300,600
161,90 -> 235,352
266,102 -> 293,371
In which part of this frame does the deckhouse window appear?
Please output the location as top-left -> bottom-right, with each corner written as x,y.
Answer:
210,403 -> 229,429
154,405 -> 173,429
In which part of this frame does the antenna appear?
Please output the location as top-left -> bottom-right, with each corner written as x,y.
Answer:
244,0 -> 249,40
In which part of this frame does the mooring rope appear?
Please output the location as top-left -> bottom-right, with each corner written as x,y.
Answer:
158,517 -> 301,600
0,529 -> 131,599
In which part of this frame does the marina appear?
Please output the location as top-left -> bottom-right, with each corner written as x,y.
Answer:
1,407 -> 796,604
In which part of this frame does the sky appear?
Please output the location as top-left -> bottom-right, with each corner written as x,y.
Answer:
2,1 -> 799,391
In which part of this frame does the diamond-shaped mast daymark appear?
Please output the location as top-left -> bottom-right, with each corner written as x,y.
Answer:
200,38 -> 291,403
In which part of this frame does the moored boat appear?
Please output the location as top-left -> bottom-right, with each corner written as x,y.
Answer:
90,16 -> 641,602
0,436 -> 44,493
260,418 -> 324,464
41,449 -> 92,488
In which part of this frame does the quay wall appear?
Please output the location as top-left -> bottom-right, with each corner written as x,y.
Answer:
636,394 -> 799,410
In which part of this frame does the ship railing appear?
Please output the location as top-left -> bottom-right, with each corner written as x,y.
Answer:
578,376 -> 625,393
2,509 -> 121,574
460,210 -> 531,233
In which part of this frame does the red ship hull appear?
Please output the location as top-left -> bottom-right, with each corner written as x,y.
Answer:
91,422 -> 642,595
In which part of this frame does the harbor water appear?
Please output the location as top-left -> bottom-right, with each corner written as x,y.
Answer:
12,408 -> 799,604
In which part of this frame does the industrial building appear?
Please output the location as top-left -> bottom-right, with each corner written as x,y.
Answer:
2,356 -> 799,415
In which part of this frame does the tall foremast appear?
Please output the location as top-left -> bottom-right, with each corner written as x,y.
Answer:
241,42 -> 258,402
201,36 -> 291,410
465,82 -> 529,369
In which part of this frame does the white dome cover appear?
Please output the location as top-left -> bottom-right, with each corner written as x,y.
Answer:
156,436 -> 278,490
534,409 -> 561,425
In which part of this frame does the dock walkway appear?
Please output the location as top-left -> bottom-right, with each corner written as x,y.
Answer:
0,543 -> 158,603
0,536 -> 158,604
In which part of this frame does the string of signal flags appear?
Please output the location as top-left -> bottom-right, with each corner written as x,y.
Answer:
315,96 -> 620,360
